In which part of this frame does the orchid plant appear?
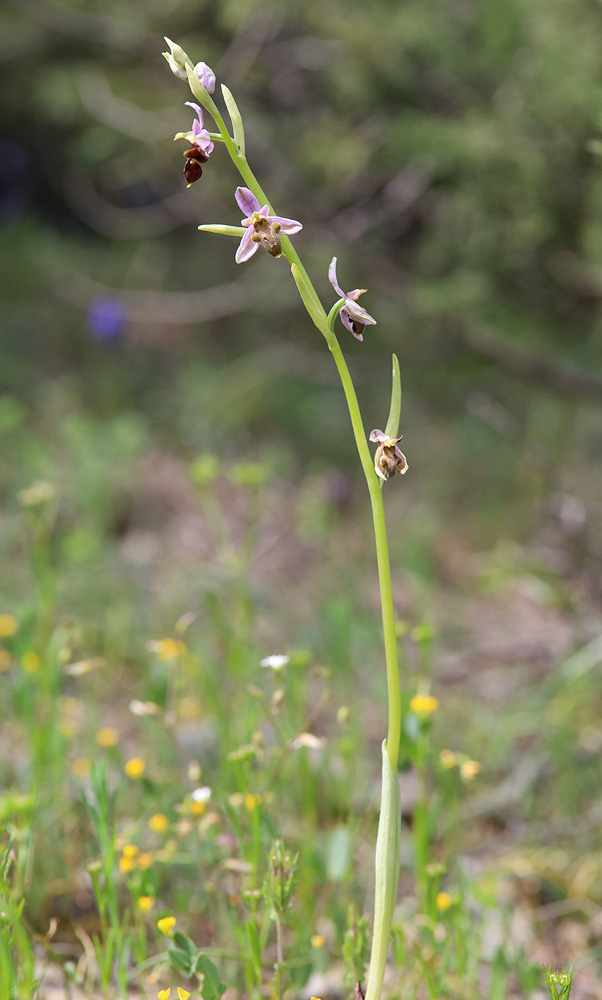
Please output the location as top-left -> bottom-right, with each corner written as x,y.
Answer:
163,37 -> 408,1000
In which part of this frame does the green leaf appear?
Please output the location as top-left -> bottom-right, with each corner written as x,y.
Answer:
384,354 -> 402,440
326,825 -> 352,881
245,919 -> 262,978
198,224 -> 246,237
168,946 -> 193,974
364,741 -> 401,1000
194,953 -> 227,1000
173,930 -> 196,957
221,84 -> 245,156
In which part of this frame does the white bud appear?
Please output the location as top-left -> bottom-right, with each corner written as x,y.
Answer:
163,36 -> 192,80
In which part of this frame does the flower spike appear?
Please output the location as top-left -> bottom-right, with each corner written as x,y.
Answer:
328,257 -> 376,341
234,187 -> 302,263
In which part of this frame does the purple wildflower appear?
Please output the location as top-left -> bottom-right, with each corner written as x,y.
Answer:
183,102 -> 214,155
193,62 -> 216,94
174,103 -> 215,185
328,257 -> 376,342
87,298 -> 128,343
369,429 -> 408,481
234,187 -> 302,263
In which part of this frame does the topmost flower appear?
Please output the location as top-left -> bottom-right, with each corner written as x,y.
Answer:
163,37 -> 192,79
162,38 -> 216,94
234,187 -> 303,263
328,257 -> 377,342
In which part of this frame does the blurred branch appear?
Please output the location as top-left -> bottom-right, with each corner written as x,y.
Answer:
63,166 -> 199,239
77,69 -> 176,142
50,269 -> 264,325
10,0 -> 143,49
453,321 -> 602,405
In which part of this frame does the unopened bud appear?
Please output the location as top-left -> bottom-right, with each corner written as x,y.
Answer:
194,61 -> 216,94
163,37 -> 192,80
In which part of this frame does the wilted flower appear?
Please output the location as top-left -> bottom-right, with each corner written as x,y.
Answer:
234,187 -> 302,263
174,103 -> 214,185
369,429 -> 408,481
193,61 -> 216,93
328,257 -> 376,342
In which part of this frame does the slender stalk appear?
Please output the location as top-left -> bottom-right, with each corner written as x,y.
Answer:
193,91 -> 403,999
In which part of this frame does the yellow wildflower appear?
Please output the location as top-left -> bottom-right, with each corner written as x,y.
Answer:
119,856 -> 135,874
177,990 -> 190,1000
137,852 -> 153,870
436,891 -> 453,911
138,895 -> 155,912
0,615 -> 18,637
147,638 -> 186,662
158,991 -> 170,1000
409,694 -> 439,716
22,651 -> 41,674
439,749 -> 457,769
311,934 -> 326,948
72,757 -> 91,778
157,916 -> 176,935
125,757 -> 146,779
245,793 -> 262,812
122,844 -> 139,859
96,727 -> 119,747
149,813 -> 169,834
460,759 -> 481,782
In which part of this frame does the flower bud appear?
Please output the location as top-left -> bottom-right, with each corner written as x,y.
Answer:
163,37 -> 192,80
194,61 -> 216,94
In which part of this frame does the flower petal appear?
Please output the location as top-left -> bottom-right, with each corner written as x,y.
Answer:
185,101 -> 204,127
235,227 -> 259,263
340,307 -> 363,341
344,297 -> 376,326
370,429 -> 386,444
328,257 -> 346,299
270,215 -> 303,235
235,187 -> 261,219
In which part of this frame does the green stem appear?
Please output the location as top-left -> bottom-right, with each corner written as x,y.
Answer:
199,95 -> 403,998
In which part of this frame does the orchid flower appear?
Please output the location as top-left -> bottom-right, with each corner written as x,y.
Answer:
234,187 -> 302,263
328,257 -> 377,341
174,102 -> 214,156
173,103 -> 215,184
369,429 -> 408,481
